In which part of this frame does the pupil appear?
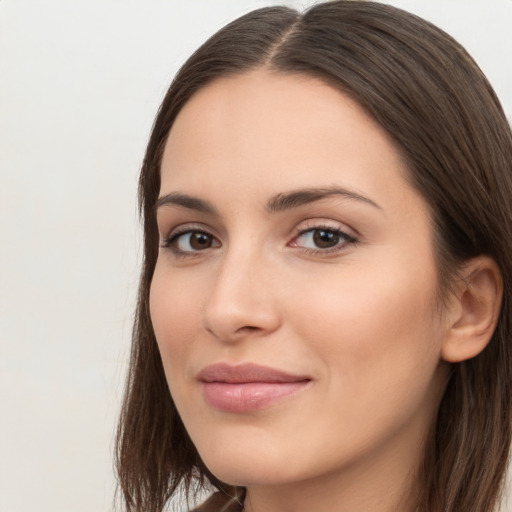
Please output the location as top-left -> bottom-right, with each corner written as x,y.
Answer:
313,230 -> 339,248
191,233 -> 212,250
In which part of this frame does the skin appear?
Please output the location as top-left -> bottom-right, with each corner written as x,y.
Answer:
150,69 -> 454,512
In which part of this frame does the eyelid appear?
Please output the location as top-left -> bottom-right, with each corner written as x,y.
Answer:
288,219 -> 358,255
159,223 -> 221,256
160,222 -> 217,242
293,218 -> 358,238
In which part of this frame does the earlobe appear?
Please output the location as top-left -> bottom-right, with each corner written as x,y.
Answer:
441,256 -> 503,363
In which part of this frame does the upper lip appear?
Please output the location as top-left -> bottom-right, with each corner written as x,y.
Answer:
197,363 -> 311,384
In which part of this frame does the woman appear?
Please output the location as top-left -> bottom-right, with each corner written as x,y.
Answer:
116,2 -> 512,511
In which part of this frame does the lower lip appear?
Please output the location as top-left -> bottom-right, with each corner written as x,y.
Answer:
202,381 -> 310,413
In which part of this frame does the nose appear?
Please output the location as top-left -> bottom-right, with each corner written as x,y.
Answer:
202,250 -> 282,343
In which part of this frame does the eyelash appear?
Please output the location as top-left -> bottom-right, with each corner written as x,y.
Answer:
290,223 -> 358,255
160,223 -> 358,258
160,226 -> 216,258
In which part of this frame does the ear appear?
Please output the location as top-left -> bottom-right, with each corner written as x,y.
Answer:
442,256 -> 503,363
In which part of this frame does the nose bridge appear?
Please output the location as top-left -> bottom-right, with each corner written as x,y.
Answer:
203,240 -> 281,341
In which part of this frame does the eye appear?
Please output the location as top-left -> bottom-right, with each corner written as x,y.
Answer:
290,225 -> 357,253
162,229 -> 221,254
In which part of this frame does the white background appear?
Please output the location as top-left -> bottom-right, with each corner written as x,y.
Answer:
1,1 -> 511,511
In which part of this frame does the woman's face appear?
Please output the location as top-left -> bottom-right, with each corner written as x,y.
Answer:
150,70 -> 450,489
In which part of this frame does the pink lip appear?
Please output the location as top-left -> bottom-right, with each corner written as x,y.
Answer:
197,363 -> 311,413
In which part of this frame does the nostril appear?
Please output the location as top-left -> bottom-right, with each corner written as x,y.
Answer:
236,325 -> 260,333
202,288 -> 282,342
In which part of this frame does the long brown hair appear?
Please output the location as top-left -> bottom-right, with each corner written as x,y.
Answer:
116,2 -> 512,511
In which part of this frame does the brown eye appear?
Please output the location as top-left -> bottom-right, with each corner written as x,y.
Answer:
313,229 -> 340,248
189,232 -> 213,250
291,226 -> 356,254
167,230 -> 220,253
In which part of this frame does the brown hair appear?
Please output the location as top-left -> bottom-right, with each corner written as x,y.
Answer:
115,2 -> 512,511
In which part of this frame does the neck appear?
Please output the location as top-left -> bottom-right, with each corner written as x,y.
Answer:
243,435 -> 421,512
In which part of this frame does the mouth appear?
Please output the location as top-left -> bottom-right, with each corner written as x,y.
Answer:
197,362 -> 312,413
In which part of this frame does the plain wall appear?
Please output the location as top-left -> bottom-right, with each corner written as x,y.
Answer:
1,1 -> 511,511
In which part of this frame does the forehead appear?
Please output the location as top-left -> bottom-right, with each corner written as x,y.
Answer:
160,69 -> 416,215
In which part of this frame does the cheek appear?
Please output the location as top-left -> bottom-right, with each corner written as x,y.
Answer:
277,259 -> 445,458
149,264 -> 204,379
287,254 -> 442,392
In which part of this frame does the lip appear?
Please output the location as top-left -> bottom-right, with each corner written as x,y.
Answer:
197,363 -> 312,413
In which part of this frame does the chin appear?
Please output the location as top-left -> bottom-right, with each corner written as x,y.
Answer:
196,435 -> 302,487
204,461 -> 293,488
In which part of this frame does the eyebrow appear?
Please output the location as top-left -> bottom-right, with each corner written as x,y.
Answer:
155,186 -> 381,215
265,186 -> 381,213
155,192 -> 218,214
